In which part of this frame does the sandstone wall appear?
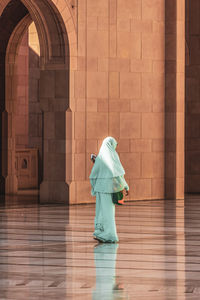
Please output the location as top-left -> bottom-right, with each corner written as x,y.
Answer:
71,0 -> 166,203
185,0 -> 200,193
15,32 -> 29,149
1,0 -> 185,202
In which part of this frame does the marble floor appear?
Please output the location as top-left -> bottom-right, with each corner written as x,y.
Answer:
0,195 -> 200,299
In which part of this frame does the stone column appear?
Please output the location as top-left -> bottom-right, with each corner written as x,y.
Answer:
2,111 -> 18,194
39,69 -> 69,203
165,0 -> 185,199
4,62 -> 18,195
185,0 -> 200,193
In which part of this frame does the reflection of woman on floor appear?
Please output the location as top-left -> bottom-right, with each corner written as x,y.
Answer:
90,137 -> 129,243
92,243 -> 127,300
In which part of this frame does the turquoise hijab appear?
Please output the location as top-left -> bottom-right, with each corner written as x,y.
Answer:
89,137 -> 125,179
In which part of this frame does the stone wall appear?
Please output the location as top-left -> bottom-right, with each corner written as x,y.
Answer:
71,0 -> 166,203
0,0 -> 185,203
15,23 -> 42,187
28,22 -> 42,185
15,31 -> 29,149
185,0 -> 200,193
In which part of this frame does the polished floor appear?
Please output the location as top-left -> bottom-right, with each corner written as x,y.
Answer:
0,195 -> 200,299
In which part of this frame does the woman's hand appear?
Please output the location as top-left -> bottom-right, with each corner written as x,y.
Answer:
91,154 -> 96,163
123,189 -> 129,196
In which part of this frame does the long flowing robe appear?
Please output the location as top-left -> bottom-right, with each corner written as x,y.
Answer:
90,137 -> 129,242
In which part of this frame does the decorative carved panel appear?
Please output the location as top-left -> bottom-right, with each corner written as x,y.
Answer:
15,148 -> 38,189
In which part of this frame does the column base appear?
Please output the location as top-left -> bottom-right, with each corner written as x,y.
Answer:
5,175 -> 18,194
40,181 -> 69,204
165,178 -> 184,200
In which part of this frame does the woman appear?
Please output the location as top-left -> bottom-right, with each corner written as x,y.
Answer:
90,137 -> 129,243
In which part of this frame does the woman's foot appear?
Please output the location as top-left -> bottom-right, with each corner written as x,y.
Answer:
93,236 -> 104,243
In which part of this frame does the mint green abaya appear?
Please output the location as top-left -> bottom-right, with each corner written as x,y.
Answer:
90,137 -> 129,243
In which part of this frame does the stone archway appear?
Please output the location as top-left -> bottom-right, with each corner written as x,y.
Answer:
4,14 -> 33,196
0,0 -> 75,203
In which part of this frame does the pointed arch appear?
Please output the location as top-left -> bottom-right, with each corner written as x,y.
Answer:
0,0 -> 76,203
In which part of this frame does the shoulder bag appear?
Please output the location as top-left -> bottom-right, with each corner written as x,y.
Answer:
112,190 -> 124,205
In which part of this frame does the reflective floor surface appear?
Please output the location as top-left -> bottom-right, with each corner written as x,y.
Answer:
0,194 -> 200,299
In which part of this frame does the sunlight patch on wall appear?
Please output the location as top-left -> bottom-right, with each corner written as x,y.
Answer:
28,22 -> 40,56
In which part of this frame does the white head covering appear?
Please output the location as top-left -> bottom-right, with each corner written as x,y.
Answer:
89,137 -> 125,179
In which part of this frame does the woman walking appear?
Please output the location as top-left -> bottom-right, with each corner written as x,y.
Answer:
90,137 -> 129,243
